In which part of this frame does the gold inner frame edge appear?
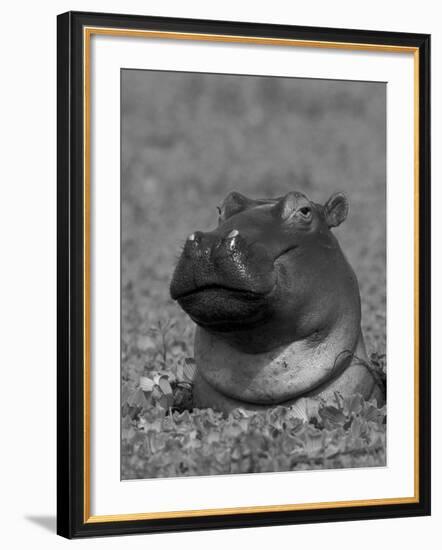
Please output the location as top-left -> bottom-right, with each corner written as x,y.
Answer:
82,26 -> 420,524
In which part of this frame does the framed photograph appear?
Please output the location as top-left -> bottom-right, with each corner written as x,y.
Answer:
57,11 -> 431,538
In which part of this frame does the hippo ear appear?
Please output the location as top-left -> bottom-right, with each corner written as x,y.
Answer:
324,192 -> 349,228
218,191 -> 251,222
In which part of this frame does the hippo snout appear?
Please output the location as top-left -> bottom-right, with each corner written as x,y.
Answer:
170,228 -> 276,330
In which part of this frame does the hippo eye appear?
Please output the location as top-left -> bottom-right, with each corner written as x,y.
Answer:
299,206 -> 312,218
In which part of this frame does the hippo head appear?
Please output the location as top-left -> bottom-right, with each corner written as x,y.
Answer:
170,190 -> 358,353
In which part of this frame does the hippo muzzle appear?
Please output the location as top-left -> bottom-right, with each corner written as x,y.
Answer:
170,226 -> 279,330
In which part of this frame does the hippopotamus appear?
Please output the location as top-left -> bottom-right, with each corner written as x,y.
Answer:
170,190 -> 384,417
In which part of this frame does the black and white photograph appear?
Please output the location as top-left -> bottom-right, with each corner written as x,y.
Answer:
121,69 -> 387,480
0,1 -> 435,545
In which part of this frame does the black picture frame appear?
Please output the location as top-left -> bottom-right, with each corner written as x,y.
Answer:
57,10 -> 431,539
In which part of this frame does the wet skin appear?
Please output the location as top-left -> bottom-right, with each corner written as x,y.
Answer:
170,191 -> 383,415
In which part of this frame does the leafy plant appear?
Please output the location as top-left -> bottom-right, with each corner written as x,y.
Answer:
121,373 -> 386,479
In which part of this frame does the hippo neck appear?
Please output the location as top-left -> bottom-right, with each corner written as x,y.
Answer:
194,312 -> 365,406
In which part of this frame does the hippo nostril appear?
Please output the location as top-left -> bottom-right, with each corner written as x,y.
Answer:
184,231 -> 204,258
187,231 -> 204,245
225,229 -> 240,251
228,239 -> 236,251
